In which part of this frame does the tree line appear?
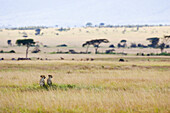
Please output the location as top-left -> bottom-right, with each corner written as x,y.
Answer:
85,22 -> 170,28
7,35 -> 170,58
82,36 -> 170,54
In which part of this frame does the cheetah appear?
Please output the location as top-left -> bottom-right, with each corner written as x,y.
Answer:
39,75 -> 46,87
47,75 -> 53,86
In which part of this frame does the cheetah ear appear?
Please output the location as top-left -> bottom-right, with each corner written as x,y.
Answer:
48,75 -> 53,78
42,75 -> 46,79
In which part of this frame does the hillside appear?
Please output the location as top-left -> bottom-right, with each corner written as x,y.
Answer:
0,26 -> 170,47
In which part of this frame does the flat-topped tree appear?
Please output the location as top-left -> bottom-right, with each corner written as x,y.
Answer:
99,23 -> 105,27
16,39 -> 35,58
82,39 -> 109,54
120,39 -> 127,48
91,39 -> 109,54
147,37 -> 159,48
120,40 -> 127,43
86,22 -> 92,27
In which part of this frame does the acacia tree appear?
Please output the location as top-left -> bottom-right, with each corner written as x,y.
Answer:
120,39 -> 127,47
99,23 -> 105,27
82,39 -> 109,54
82,41 -> 92,53
159,35 -> 170,53
86,22 -> 92,27
16,39 -> 35,58
35,29 -> 41,35
147,37 -> 159,48
117,39 -> 127,48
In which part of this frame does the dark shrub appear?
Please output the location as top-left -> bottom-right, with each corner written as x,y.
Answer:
11,58 -> 16,60
105,49 -> 115,54
44,45 -> 48,47
35,29 -> 41,35
119,59 -> 125,62
9,50 -> 15,53
0,58 -> 4,60
56,44 -> 67,47
130,43 -> 137,48
109,44 -> 115,48
166,45 -> 170,48
0,50 -> 3,53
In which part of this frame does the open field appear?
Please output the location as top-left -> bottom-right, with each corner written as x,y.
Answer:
0,26 -> 170,47
0,26 -> 170,112
1,0 -> 170,112
1,26 -> 170,57
0,58 -> 170,113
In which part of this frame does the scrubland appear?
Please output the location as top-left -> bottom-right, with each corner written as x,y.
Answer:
0,59 -> 169,113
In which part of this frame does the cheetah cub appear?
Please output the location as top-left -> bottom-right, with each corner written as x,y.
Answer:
47,75 -> 53,86
39,75 -> 46,87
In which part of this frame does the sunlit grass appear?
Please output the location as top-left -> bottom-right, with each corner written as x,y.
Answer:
0,60 -> 170,112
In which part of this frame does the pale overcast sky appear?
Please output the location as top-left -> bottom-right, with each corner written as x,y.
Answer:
0,0 -> 170,27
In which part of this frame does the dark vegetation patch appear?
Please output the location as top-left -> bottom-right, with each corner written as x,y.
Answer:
56,44 -> 67,47
1,83 -> 169,92
0,50 -> 15,53
0,84 -> 77,91
0,84 -> 106,92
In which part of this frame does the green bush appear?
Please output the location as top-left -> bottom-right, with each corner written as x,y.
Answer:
158,52 -> 170,56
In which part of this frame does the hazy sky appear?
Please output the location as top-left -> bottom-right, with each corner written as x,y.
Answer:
0,0 -> 170,27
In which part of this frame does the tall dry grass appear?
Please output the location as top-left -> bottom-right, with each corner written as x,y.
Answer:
0,60 -> 170,112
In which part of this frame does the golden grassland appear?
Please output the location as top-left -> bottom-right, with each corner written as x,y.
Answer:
0,26 -> 170,112
0,26 -> 170,47
0,59 -> 170,113
1,26 -> 170,57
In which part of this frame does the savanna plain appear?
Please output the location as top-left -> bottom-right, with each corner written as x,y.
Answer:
0,26 -> 170,113
0,58 -> 170,113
